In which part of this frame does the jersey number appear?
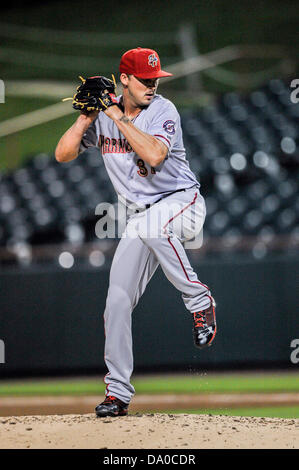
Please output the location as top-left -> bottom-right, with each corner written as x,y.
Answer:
137,159 -> 156,177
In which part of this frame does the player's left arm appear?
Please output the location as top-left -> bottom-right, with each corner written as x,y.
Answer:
103,105 -> 168,167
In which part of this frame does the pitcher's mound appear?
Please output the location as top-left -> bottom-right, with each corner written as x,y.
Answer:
0,413 -> 298,449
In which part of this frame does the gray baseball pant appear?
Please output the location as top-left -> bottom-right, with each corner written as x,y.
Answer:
103,186 -> 211,404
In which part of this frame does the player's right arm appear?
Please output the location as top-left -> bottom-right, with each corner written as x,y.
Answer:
55,112 -> 98,163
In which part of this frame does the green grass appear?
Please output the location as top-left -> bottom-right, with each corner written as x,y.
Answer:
0,379 -> 103,397
0,372 -> 298,397
0,374 -> 298,420
132,373 -> 299,395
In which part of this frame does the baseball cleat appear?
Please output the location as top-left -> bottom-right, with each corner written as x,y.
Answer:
95,395 -> 129,417
192,297 -> 217,349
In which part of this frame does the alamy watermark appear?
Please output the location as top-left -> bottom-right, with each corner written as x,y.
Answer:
290,79 -> 299,104
0,340 -> 5,364
94,195 -> 205,249
290,339 -> 299,364
0,79 -> 4,103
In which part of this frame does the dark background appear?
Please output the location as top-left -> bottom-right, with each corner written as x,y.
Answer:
0,0 -> 298,377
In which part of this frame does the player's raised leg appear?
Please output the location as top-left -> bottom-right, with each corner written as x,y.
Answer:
132,187 -> 216,350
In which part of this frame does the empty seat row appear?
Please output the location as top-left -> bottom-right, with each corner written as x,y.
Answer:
0,78 -> 298,261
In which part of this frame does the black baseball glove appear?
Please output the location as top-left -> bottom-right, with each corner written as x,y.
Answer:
63,75 -> 118,113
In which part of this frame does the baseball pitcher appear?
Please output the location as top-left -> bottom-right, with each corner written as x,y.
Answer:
55,47 -> 216,417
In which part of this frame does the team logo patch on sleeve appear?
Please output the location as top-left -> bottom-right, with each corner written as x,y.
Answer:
163,120 -> 176,135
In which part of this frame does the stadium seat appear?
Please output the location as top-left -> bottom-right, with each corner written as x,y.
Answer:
0,78 -> 298,263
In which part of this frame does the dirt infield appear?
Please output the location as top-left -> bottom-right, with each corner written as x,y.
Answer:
1,393 -> 299,449
0,412 -> 298,449
1,393 -> 299,416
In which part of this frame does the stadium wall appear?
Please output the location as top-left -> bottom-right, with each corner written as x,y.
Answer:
0,253 -> 297,376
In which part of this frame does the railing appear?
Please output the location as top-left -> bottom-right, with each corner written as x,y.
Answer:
1,233 -> 298,268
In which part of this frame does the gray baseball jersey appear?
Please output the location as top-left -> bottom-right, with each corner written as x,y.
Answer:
80,93 -> 199,206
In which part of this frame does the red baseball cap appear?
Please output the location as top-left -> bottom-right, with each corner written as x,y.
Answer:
119,47 -> 173,79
